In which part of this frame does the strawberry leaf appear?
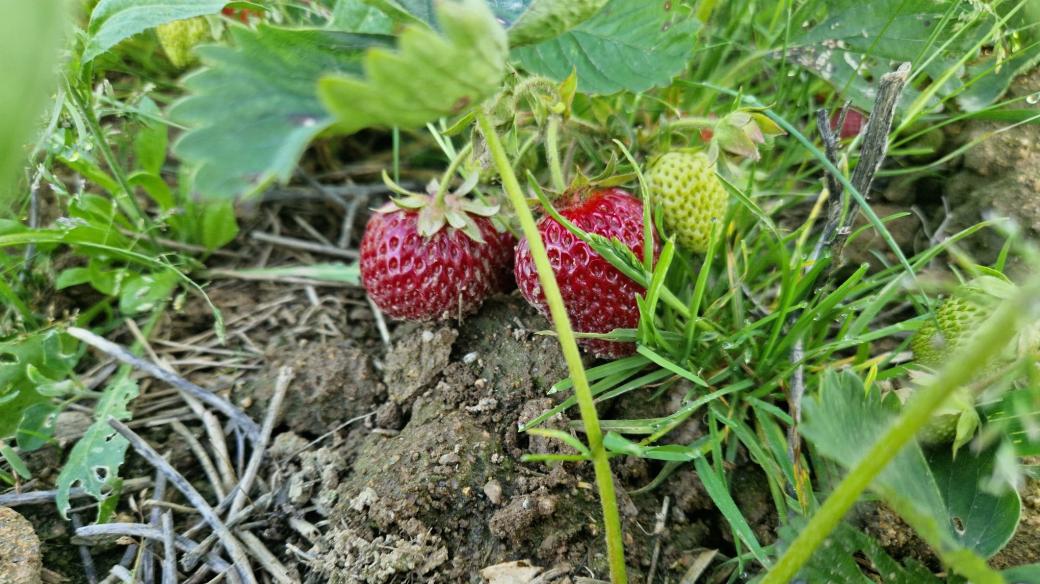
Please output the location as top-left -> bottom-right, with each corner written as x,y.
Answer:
317,0 -> 508,134
170,25 -> 388,198
359,0 -> 607,46
84,0 -> 227,62
802,370 -> 1020,566
511,0 -> 700,95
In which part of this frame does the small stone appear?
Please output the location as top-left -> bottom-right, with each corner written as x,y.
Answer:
0,506 -> 42,584
438,453 -> 460,466
483,479 -> 503,505
462,351 -> 479,364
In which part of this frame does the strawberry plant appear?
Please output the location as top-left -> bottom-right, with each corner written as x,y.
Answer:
2,0 -> 1039,581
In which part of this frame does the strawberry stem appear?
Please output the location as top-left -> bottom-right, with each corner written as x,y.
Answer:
545,114 -> 566,192
477,111 -> 629,584
433,141 -> 473,207
763,270 -> 1040,584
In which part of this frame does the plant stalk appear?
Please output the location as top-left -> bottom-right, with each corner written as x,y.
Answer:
476,111 -> 628,583
546,114 -> 566,192
763,273 -> 1040,583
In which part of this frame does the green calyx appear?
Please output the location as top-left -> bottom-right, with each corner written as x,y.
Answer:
380,171 -> 499,243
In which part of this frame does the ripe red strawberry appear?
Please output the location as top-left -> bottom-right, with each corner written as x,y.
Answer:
831,108 -> 866,140
360,182 -> 515,321
514,188 -> 657,358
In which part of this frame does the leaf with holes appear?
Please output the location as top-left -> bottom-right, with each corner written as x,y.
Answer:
170,25 -> 388,198
84,0 -> 227,62
317,0 -> 508,134
511,0 -> 700,94
55,374 -> 139,519
926,444 -> 1020,558
786,0 -> 1022,111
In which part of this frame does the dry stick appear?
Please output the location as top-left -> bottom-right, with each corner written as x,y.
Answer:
229,367 -> 294,519
67,327 -> 261,442
107,418 -> 258,584
250,231 -> 359,259
0,477 -> 152,507
645,496 -> 671,584
171,421 -> 229,501
71,513 -> 100,584
786,63 -> 912,494
238,531 -> 295,584
161,512 -> 178,584
74,522 -> 231,572
182,494 -> 271,571
142,466 -> 168,584
834,62 -> 912,261
338,192 -> 369,248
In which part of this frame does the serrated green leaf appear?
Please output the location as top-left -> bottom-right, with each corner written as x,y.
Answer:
802,370 -> 1017,575
84,0 -> 227,62
318,0 -> 508,133
0,331 -> 78,439
502,0 -> 608,46
56,374 -> 139,519
170,25 -> 387,198
511,0 -> 700,94
332,0 -> 394,34
787,0 -> 1024,112
926,445 -> 1020,558
787,522 -> 942,583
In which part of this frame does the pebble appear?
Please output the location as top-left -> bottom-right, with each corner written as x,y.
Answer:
0,506 -> 41,584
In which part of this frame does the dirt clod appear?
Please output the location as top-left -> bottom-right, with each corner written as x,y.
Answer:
0,506 -> 42,584
252,341 -> 384,434
383,326 -> 458,406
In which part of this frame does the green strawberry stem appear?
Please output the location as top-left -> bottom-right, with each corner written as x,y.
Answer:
546,114 -> 566,192
477,111 -> 628,584
433,141 -> 474,206
763,271 -> 1040,584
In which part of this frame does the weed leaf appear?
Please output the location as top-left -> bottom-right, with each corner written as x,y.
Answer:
55,374 -> 139,519
84,0 -> 227,62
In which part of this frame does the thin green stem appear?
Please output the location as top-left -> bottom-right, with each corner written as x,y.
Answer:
433,142 -> 473,206
763,273 -> 1040,583
392,127 -> 401,183
545,115 -> 566,192
476,111 -> 628,583
66,80 -> 154,246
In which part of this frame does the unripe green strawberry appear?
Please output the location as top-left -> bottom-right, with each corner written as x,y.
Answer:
646,151 -> 728,253
910,295 -> 990,368
156,17 -> 211,69
917,387 -> 980,449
